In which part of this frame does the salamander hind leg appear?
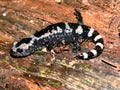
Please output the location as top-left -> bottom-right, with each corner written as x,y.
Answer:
72,41 -> 81,53
74,9 -> 83,25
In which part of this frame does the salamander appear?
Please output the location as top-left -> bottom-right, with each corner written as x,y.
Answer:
10,9 -> 104,60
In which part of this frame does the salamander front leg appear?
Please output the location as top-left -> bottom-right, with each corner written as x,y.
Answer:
47,43 -> 56,61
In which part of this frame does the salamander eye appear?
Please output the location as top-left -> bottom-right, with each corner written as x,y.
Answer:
17,48 -> 23,53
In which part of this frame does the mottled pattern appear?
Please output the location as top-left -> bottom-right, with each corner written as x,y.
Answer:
10,9 -> 104,60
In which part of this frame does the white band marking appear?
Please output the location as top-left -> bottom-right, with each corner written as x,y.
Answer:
65,22 -> 70,29
57,26 -> 63,33
96,43 -> 104,49
90,49 -> 97,56
75,25 -> 83,34
94,35 -> 102,42
40,32 -> 51,39
65,22 -> 72,33
83,52 -> 88,59
88,28 -> 94,37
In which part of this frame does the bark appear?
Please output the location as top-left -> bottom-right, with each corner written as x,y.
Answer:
0,0 -> 120,90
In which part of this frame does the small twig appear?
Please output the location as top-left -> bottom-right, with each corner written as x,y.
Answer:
101,58 -> 120,71
108,16 -> 116,29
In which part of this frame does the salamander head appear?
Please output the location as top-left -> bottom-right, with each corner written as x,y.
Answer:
10,37 -> 40,57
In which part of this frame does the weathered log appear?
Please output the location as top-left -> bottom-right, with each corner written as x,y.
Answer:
0,0 -> 120,90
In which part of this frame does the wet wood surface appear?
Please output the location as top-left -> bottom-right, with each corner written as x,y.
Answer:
0,0 -> 120,90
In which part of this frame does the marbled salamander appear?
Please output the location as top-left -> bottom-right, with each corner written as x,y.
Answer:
10,9 -> 104,60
